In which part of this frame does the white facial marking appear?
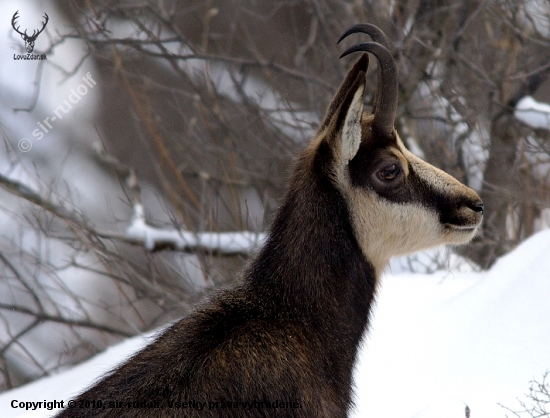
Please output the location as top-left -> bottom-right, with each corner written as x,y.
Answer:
345,188 -> 443,274
340,132 -> 482,275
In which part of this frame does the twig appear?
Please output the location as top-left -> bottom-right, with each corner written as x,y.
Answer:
0,303 -> 132,337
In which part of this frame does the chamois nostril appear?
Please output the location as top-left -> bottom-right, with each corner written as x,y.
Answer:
469,201 -> 484,214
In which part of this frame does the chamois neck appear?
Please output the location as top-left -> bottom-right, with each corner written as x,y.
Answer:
246,142 -> 377,328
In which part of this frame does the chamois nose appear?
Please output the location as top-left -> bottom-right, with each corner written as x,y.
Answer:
468,201 -> 484,215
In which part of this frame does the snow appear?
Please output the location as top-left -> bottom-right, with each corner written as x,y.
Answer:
515,96 -> 550,130
523,0 -> 550,38
1,228 -> 549,417
1,333 -> 156,418
126,204 -> 266,253
353,228 -> 550,417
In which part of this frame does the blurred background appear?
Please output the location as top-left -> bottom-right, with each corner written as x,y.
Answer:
0,0 -> 549,393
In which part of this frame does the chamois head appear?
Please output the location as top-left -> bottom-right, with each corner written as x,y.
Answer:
312,24 -> 483,273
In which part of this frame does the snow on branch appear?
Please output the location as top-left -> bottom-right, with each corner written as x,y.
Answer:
514,96 -> 550,130
126,203 -> 266,255
93,142 -> 266,255
0,172 -> 265,257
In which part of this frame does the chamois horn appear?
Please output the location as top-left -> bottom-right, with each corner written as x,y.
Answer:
338,24 -> 397,136
337,23 -> 390,49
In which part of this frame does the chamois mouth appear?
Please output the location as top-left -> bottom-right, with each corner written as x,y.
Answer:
445,224 -> 478,233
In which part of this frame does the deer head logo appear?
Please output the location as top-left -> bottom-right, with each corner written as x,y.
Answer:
11,11 -> 49,53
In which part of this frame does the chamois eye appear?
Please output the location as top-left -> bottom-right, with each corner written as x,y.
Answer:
378,164 -> 400,181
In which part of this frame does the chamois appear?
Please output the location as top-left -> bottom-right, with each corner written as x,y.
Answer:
56,24 -> 483,418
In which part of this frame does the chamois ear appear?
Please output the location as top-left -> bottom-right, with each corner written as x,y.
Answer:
321,54 -> 369,165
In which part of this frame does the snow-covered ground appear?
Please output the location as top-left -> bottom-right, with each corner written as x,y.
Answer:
354,228 -> 550,417
1,228 -> 549,418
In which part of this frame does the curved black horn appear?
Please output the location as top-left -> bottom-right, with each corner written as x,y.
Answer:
338,27 -> 397,136
338,24 -> 389,131
337,23 -> 390,49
